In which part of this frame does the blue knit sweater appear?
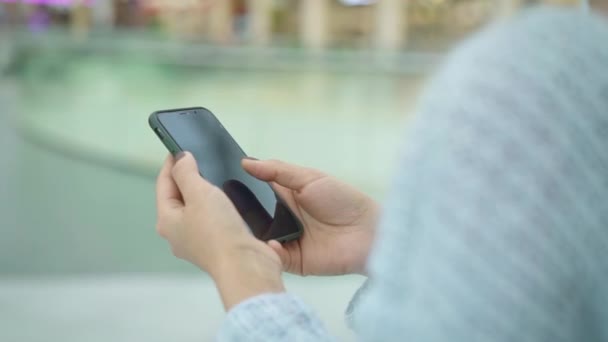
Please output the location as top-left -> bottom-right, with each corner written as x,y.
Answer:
217,7 -> 608,342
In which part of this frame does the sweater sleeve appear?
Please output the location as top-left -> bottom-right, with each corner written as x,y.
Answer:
216,293 -> 335,342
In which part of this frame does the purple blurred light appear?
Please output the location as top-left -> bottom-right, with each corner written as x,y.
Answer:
1,0 -> 93,5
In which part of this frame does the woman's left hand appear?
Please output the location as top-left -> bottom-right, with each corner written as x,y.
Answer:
155,152 -> 284,310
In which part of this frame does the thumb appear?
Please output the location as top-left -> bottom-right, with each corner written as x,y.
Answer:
242,158 -> 325,191
171,152 -> 209,203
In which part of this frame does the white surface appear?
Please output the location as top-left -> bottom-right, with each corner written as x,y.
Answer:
0,274 -> 364,342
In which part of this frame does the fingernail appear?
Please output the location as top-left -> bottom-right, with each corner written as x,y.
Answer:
244,156 -> 259,161
175,151 -> 187,161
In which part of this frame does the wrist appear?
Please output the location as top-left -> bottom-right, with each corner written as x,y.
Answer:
210,241 -> 285,310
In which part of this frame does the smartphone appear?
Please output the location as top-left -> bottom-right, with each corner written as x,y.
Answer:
149,107 -> 303,242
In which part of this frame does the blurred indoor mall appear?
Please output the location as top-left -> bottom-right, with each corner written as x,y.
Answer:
0,0 -> 589,341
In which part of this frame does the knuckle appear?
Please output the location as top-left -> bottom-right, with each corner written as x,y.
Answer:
171,247 -> 182,258
155,222 -> 167,238
156,214 -> 176,238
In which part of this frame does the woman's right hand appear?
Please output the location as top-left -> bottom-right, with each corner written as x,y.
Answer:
242,158 -> 379,276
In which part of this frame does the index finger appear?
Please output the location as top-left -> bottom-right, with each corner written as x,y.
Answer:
156,154 -> 183,218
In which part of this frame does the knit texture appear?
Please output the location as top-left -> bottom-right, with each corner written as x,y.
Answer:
218,7 -> 608,342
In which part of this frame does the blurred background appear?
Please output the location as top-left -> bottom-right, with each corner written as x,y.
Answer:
0,0 -> 586,340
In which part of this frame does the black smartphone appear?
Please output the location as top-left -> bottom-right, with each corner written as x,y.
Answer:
149,107 -> 303,242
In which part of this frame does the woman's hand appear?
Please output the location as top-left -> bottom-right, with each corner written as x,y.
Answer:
242,159 -> 379,276
155,152 -> 284,310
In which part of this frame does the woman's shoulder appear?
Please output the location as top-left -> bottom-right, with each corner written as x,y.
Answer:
441,6 -> 608,80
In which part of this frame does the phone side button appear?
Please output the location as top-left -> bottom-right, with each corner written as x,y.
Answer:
154,128 -> 164,140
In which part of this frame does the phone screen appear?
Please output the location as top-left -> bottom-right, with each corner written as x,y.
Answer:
154,108 -> 302,242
